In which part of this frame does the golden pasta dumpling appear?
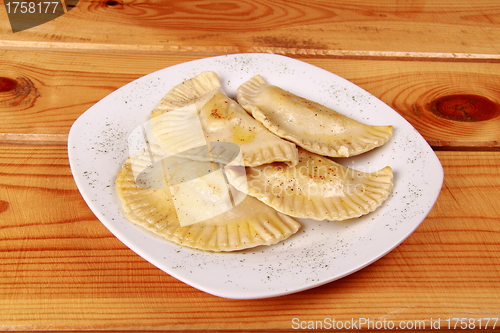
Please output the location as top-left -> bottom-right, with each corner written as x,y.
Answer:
116,145 -> 301,252
237,75 -> 393,158
150,71 -> 298,167
229,148 -> 393,221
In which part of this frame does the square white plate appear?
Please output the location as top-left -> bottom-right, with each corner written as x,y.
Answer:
68,53 -> 443,299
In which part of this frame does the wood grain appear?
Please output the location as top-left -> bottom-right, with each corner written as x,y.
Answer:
0,50 -> 204,138
1,0 -> 500,58
1,145 -> 499,331
2,50 -> 500,148
1,0 -> 500,331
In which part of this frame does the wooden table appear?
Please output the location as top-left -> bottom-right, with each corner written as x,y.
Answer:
1,1 -> 499,331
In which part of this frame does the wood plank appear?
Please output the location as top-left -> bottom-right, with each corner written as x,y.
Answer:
0,145 -> 499,330
2,50 -> 500,148
1,0 -> 500,58
0,51 -> 205,138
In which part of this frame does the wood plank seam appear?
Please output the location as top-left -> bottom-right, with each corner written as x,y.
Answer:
2,40 -> 500,63
0,133 -> 67,145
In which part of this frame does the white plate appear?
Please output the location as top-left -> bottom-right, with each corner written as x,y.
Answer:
68,53 -> 443,299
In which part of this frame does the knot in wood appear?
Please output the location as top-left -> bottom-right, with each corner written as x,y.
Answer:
106,0 -> 120,6
0,76 -> 40,108
429,94 -> 500,122
0,77 -> 17,92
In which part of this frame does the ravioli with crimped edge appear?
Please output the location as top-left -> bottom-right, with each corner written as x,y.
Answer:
237,75 -> 393,158
228,148 -> 393,221
150,71 -> 299,167
116,144 -> 301,252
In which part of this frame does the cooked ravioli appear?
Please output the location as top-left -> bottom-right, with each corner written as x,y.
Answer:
237,75 -> 393,158
150,71 -> 298,167
229,148 -> 393,221
151,70 -> 223,118
116,145 -> 301,252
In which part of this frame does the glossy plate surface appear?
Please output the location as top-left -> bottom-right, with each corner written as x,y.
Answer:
68,53 -> 444,299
